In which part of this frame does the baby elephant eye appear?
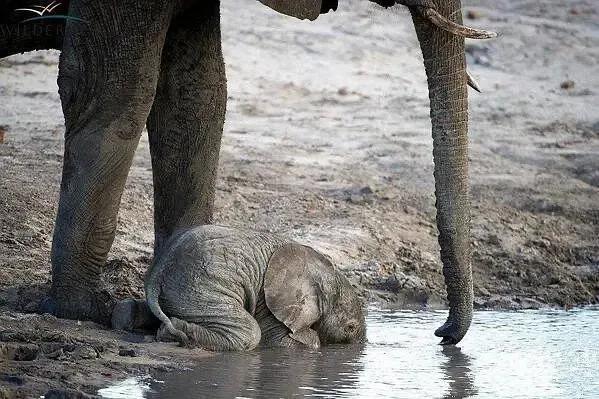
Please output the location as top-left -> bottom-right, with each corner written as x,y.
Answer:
346,323 -> 356,332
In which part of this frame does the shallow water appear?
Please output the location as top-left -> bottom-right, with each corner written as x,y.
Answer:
99,307 -> 599,399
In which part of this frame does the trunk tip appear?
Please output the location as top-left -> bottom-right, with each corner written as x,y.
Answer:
434,316 -> 471,345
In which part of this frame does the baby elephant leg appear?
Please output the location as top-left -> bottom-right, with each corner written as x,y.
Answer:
157,306 -> 262,351
258,312 -> 320,349
112,299 -> 160,331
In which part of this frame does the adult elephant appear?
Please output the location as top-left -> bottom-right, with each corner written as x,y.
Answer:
0,0 -> 494,344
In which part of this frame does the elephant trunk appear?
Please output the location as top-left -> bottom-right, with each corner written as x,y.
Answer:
410,1 -> 472,344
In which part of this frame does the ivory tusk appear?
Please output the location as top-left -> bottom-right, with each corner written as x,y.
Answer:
419,7 -> 498,39
466,71 -> 481,92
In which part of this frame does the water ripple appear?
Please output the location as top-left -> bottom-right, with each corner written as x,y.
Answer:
99,308 -> 599,399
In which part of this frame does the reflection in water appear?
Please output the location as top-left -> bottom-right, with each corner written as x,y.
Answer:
99,307 -> 599,399
440,346 -> 476,399
147,345 -> 365,398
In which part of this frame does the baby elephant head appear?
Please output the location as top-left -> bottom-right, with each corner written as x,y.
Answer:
265,244 -> 366,348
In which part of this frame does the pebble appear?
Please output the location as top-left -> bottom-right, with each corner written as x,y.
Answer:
466,10 -> 483,19
560,80 -> 575,90
118,348 -> 138,357
346,186 -> 375,205
1,374 -> 24,386
72,345 -> 98,360
0,388 -> 14,399
46,348 -> 66,360
0,343 -> 39,361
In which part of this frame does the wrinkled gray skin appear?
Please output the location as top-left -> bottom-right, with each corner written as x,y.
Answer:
1,0 -> 475,344
135,225 -> 365,351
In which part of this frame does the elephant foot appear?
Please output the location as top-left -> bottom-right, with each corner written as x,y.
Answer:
156,317 -> 192,344
111,299 -> 160,332
39,288 -> 116,326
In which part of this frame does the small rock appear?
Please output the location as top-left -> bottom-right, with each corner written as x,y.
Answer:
346,186 -> 375,205
72,345 -> 98,360
0,343 -> 39,361
531,237 -> 551,249
517,297 -> 545,309
560,80 -> 575,90
477,286 -> 491,296
94,344 -> 105,354
1,374 -> 24,386
153,364 -> 171,372
40,313 -> 58,322
0,330 -> 27,342
123,333 -> 155,344
0,388 -> 15,399
465,43 -> 492,67
118,348 -> 138,357
46,348 -> 66,360
348,194 -> 362,203
486,234 -> 501,246
466,10 -> 482,19
24,301 -> 39,313
548,276 -> 561,285
359,186 -> 373,195
481,295 -> 521,309
473,297 -> 487,309
337,87 -> 349,96
379,275 -> 401,293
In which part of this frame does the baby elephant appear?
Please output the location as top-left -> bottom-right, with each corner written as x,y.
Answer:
137,225 -> 365,351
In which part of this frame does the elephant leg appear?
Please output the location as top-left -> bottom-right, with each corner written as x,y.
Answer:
147,0 -> 227,254
259,318 -> 315,349
157,308 -> 261,351
111,299 -> 160,332
46,0 -> 175,324
256,305 -> 320,349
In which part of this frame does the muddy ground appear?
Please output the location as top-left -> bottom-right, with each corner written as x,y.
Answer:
1,0 -> 598,397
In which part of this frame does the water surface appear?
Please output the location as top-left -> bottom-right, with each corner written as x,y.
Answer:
99,307 -> 599,398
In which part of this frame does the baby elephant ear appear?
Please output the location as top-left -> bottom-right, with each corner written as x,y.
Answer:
265,243 -> 333,334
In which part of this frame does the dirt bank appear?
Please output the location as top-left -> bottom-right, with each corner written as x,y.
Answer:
1,0 -> 598,396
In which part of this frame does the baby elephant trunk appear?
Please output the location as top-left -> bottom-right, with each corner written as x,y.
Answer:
317,277 -> 367,345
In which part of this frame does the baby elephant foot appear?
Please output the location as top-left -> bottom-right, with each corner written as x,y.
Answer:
156,317 -> 194,346
112,299 -> 160,331
158,314 -> 261,351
